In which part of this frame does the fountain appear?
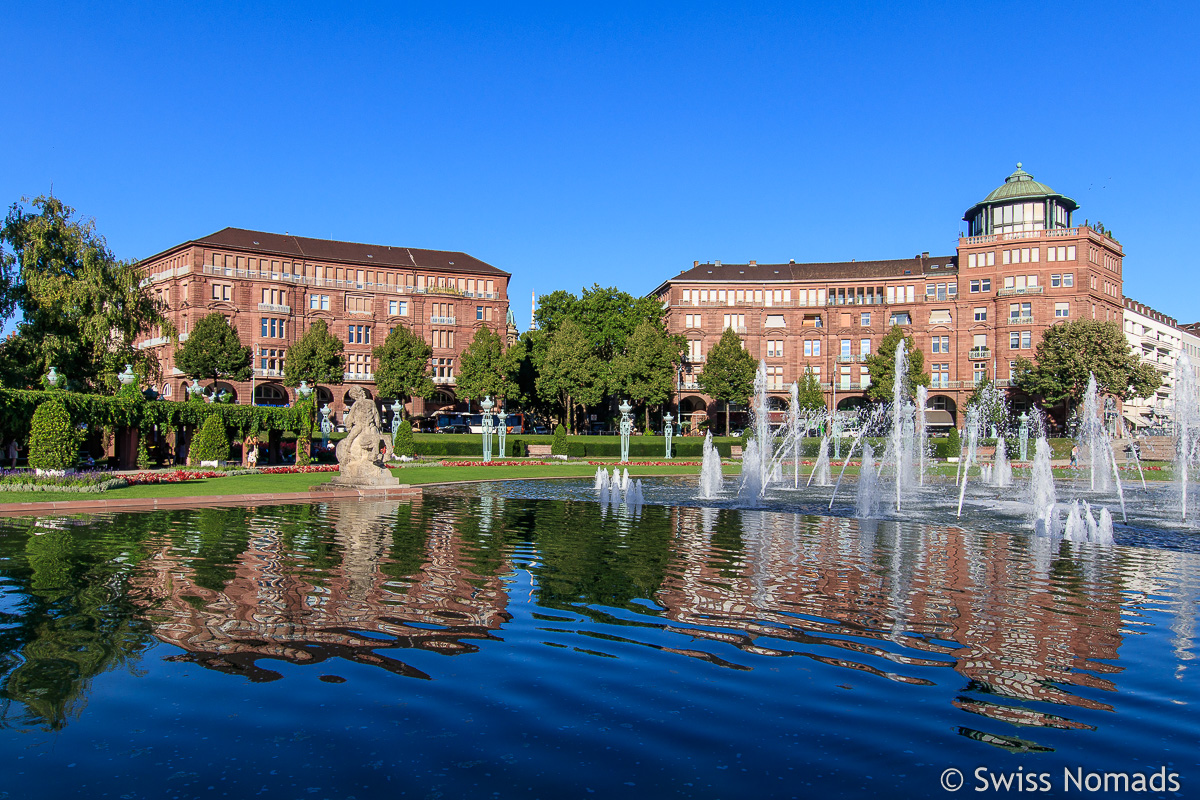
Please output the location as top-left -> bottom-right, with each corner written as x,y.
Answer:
698,432 -> 724,499
1176,354 -> 1200,523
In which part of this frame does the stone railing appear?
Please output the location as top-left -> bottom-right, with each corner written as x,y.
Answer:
433,376 -> 456,385
430,316 -> 457,325
343,371 -> 374,381
968,347 -> 991,360
1004,316 -> 1034,326
998,286 -> 1044,297
257,303 -> 291,314
199,264 -> 503,301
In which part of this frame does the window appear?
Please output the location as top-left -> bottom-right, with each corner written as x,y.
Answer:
973,307 -> 987,322
931,335 -> 950,354
766,339 -> 783,358
860,312 -> 870,326
1010,331 -> 1020,349
259,347 -> 284,373
688,340 -> 703,361
974,366 -> 988,385
932,363 -> 949,388
477,306 -> 484,320
347,325 -> 372,345
764,314 -> 785,328
347,352 -> 372,376
1063,273 -> 1074,287
973,333 -> 987,348
1055,302 -> 1070,318
309,294 -> 330,310
804,339 -> 821,357
890,312 -> 911,326
766,365 -> 783,390
261,318 -> 286,338
841,339 -> 851,357
723,314 -> 746,330
859,338 -> 871,357
1021,331 -> 1031,349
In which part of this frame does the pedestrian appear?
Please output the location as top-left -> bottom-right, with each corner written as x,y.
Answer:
1070,445 -> 1079,468
247,443 -> 258,468
7,438 -> 18,469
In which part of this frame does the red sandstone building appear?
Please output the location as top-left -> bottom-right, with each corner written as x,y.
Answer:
652,165 -> 1126,429
134,227 -> 512,419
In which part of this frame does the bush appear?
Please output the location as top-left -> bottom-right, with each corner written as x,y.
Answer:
190,414 -> 230,464
945,427 -> 961,457
137,434 -> 151,470
28,399 -> 79,471
393,420 -> 414,457
551,425 -> 568,455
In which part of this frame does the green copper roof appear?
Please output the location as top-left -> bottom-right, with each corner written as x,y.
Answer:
964,163 -> 1078,220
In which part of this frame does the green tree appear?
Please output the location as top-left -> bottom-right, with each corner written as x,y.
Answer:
1014,319 -> 1161,420
864,325 -> 930,402
502,329 -> 550,416
174,312 -> 251,392
0,196 -> 171,391
613,318 -> 684,431
27,398 -> 78,471
697,327 -> 757,436
536,318 -> 604,432
551,424 -> 568,455
796,365 -> 826,412
456,326 -> 507,403
371,325 -> 432,418
284,318 -> 345,394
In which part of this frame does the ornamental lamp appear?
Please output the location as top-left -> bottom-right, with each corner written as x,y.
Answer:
118,364 -> 137,386
297,381 -> 313,398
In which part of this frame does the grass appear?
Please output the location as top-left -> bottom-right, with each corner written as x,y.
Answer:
0,456 -> 1174,506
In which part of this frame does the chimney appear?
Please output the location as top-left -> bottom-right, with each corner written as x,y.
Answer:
922,251 -> 930,258
693,260 -> 699,267
714,260 -> 721,267
749,260 -> 756,266
789,259 -> 795,264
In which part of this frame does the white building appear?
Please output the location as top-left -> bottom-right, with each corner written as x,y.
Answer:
1123,297 -> 1181,431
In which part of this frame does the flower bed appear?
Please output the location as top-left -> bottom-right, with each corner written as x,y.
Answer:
0,470 -> 129,493
258,465 -> 340,474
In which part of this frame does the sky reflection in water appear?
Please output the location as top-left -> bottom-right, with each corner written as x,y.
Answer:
0,480 -> 1196,799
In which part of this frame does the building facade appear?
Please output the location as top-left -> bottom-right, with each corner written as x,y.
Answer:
134,227 -> 511,420
653,165 -> 1126,429
1122,298 -> 1182,431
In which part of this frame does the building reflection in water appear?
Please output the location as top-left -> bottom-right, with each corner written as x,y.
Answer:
129,499 -> 512,682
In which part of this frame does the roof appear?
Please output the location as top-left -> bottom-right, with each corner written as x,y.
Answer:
142,227 -> 509,276
963,163 -> 1078,220
650,254 -> 957,295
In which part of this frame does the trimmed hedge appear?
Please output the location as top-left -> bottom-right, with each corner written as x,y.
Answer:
28,399 -> 78,471
191,414 -> 231,463
406,433 -> 742,458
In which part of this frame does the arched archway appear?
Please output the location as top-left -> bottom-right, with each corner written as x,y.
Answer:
315,386 -> 333,406
207,382 -> 238,403
678,395 -> 708,433
343,387 -> 372,406
254,383 -> 289,406
836,396 -> 868,412
925,395 -> 957,430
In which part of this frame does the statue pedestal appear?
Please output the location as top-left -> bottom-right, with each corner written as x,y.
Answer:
323,462 -> 400,488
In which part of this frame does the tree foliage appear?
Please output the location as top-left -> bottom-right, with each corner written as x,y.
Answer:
613,319 -> 684,429
697,327 -> 757,435
1014,319 -> 1161,413
174,312 -> 252,386
455,326 -> 507,402
28,398 -> 78,471
796,366 -> 826,411
551,424 -> 568,455
863,326 -> 930,402
283,319 -> 345,387
0,196 -> 171,391
536,318 -> 604,431
371,325 -> 432,417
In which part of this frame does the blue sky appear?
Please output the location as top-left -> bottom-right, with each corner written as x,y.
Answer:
4,1 -> 1198,330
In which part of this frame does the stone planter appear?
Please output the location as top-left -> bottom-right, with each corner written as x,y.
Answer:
199,460 -> 227,468
35,468 -> 77,477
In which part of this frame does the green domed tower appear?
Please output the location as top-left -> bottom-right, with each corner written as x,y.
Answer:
963,163 -> 1078,237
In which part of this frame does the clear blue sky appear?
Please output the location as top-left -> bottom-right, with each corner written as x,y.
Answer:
4,1 -> 1198,329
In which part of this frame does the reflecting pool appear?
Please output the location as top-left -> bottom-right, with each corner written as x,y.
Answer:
1,480 -> 1197,798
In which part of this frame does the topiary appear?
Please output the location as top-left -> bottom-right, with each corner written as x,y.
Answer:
946,426 -> 961,457
393,420 -> 414,457
28,399 -> 79,471
136,434 -> 151,470
190,414 -> 230,464
551,424 -> 568,456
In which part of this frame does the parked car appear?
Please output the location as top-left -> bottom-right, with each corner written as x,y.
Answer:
534,426 -> 550,435
438,424 -> 470,434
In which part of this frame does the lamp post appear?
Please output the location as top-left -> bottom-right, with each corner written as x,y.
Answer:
619,400 -> 633,463
45,365 -> 64,389
320,404 -> 333,451
1018,411 -> 1030,462
390,401 -> 402,441
497,408 -> 508,459
117,364 -> 137,388
663,412 -> 673,460
481,396 -> 495,463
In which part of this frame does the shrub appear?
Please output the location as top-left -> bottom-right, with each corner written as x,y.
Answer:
551,425 -> 568,455
393,420 -> 415,457
946,427 -> 961,457
28,399 -> 78,471
190,414 -> 230,464
137,434 -> 151,470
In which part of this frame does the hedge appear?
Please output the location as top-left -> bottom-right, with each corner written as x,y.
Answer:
407,433 -> 742,458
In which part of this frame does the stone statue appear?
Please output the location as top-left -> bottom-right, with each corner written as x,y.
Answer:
329,387 -> 399,487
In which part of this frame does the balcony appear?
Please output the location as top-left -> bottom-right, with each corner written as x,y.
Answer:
968,346 -> 991,360
258,303 -> 291,314
960,226 -> 1121,253
254,368 -> 285,378
837,354 -> 867,363
433,376 -> 456,385
198,264 -> 504,301
137,336 -> 168,349
1004,316 -> 1034,326
430,316 -> 457,325
997,285 -> 1044,298
343,371 -> 374,381
681,381 -> 701,391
